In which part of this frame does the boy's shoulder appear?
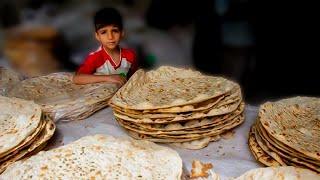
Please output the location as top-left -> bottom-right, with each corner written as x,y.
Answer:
88,46 -> 104,57
84,46 -> 106,64
121,48 -> 136,63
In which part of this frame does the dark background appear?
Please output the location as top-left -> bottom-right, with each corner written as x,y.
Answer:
0,0 -> 318,105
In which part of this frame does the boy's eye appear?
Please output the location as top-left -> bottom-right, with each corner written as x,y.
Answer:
100,30 -> 106,34
112,29 -> 120,33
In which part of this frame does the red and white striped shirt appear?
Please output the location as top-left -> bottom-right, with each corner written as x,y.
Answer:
77,46 -> 137,78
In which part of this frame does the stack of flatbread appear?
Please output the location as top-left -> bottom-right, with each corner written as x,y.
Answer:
249,96 -> 320,173
109,66 -> 245,149
0,96 -> 56,173
0,67 -> 23,96
0,134 -> 183,179
234,166 -> 320,180
200,166 -> 320,180
6,72 -> 119,122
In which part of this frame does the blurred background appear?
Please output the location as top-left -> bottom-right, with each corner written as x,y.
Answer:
0,0 -> 318,105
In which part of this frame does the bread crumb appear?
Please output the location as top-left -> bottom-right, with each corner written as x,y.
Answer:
190,160 -> 213,178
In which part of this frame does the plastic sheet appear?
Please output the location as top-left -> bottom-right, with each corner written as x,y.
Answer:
0,67 -> 23,96
6,72 -> 119,122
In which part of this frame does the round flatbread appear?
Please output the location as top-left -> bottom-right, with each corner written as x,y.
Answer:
248,125 -> 281,167
259,97 -> 320,161
7,72 -> 119,121
0,118 -> 56,173
110,66 -> 238,110
0,96 -> 42,156
0,135 -> 183,180
235,166 -> 320,180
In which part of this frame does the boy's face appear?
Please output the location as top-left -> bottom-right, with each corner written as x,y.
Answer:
95,25 -> 124,51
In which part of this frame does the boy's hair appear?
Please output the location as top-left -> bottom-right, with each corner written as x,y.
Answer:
94,7 -> 123,32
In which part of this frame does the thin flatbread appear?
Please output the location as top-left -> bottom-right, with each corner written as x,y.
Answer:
0,96 -> 42,157
110,66 -> 238,110
248,125 -> 281,167
0,135 -> 183,180
0,118 -> 55,173
7,72 -> 119,121
235,166 -> 320,180
259,97 -> 320,161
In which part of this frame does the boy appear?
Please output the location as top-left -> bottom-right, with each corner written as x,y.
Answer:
73,7 -> 137,86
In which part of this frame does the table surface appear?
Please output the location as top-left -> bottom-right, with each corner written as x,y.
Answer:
47,104 -> 263,179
